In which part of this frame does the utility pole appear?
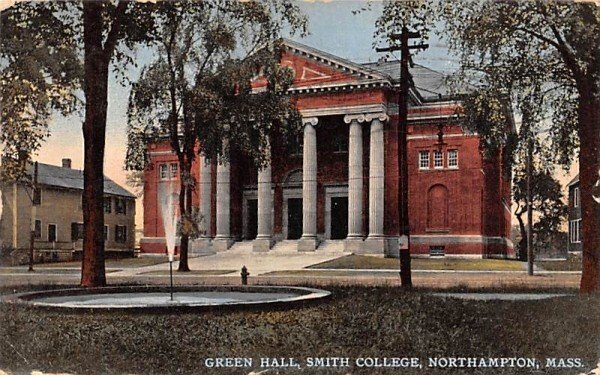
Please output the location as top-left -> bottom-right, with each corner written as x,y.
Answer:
28,161 -> 38,272
526,134 -> 534,276
377,27 -> 428,288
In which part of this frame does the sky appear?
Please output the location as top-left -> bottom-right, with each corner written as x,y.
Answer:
6,0 -> 579,229
27,1 -> 462,229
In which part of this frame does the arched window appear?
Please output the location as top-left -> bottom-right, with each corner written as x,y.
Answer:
284,169 -> 303,186
427,184 -> 449,230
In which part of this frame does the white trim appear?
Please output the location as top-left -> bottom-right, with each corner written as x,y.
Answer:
433,150 -> 444,169
408,133 -> 475,141
573,187 -> 580,208
300,104 -> 388,119
419,151 -> 430,170
447,149 -> 459,168
282,39 -> 386,80
570,219 -> 582,243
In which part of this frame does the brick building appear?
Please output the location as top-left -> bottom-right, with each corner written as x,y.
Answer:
0,159 -> 136,262
141,40 -> 513,257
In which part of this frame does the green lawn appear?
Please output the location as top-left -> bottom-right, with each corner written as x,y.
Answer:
0,285 -> 598,374
537,258 -> 583,271
309,254 -> 525,271
264,270 -> 400,277
140,269 -> 236,276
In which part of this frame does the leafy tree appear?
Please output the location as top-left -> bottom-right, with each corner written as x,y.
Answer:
1,1 -> 156,287
0,3 -> 81,182
125,1 -> 305,271
374,1 -> 600,292
513,144 -> 567,261
440,1 -> 600,292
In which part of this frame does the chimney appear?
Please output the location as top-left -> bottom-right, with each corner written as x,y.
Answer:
62,158 -> 72,169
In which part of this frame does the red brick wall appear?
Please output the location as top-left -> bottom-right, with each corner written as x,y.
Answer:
141,96 -> 512,256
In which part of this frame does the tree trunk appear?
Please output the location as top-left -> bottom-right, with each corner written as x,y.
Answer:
578,83 -> 600,293
177,158 -> 191,272
81,3 -> 109,287
515,208 -> 528,261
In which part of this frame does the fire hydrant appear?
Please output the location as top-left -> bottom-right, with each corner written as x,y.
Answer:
241,265 -> 250,285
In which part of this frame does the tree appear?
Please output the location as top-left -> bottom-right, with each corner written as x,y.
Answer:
374,0 -> 599,292
0,3 -> 81,182
2,1 -> 156,287
513,148 -> 568,261
439,1 -> 600,292
125,1 -> 306,271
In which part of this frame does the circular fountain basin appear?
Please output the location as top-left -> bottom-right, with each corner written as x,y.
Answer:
3,285 -> 331,311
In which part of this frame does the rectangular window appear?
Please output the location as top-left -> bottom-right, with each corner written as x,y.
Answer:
333,134 -> 349,153
115,225 -> 127,244
104,197 -> 112,214
170,163 -> 178,179
419,151 -> 430,170
574,187 -> 580,208
34,220 -> 42,239
448,149 -> 458,168
570,219 -> 582,243
48,224 -> 57,242
71,223 -> 84,241
430,246 -> 445,257
104,225 -> 109,241
434,150 -> 443,169
289,135 -> 303,155
159,164 -> 169,180
32,187 -> 41,205
115,198 -> 127,215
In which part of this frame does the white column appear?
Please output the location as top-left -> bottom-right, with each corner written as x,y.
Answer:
365,113 -> 389,254
298,117 -> 318,251
347,118 -> 363,238
213,155 -> 233,251
254,143 -> 273,252
199,155 -> 212,237
368,117 -> 385,238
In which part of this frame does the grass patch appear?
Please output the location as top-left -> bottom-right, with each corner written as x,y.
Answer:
264,270 -> 399,277
537,257 -> 582,272
309,254 -> 525,271
140,269 -> 236,276
0,285 -> 598,374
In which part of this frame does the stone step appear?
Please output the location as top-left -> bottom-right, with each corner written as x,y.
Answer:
270,240 -> 299,253
317,240 -> 346,253
227,241 -> 254,253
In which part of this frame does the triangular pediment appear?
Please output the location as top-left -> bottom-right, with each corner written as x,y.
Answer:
252,39 -> 389,91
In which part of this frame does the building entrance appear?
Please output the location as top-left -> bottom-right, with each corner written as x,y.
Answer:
287,198 -> 303,240
246,199 -> 258,240
330,196 -> 348,239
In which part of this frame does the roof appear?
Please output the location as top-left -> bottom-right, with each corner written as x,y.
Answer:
28,162 -> 135,198
281,39 -> 387,81
280,39 -> 459,102
567,173 -> 579,187
362,61 -> 454,101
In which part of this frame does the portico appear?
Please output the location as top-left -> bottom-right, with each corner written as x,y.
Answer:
219,107 -> 390,254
